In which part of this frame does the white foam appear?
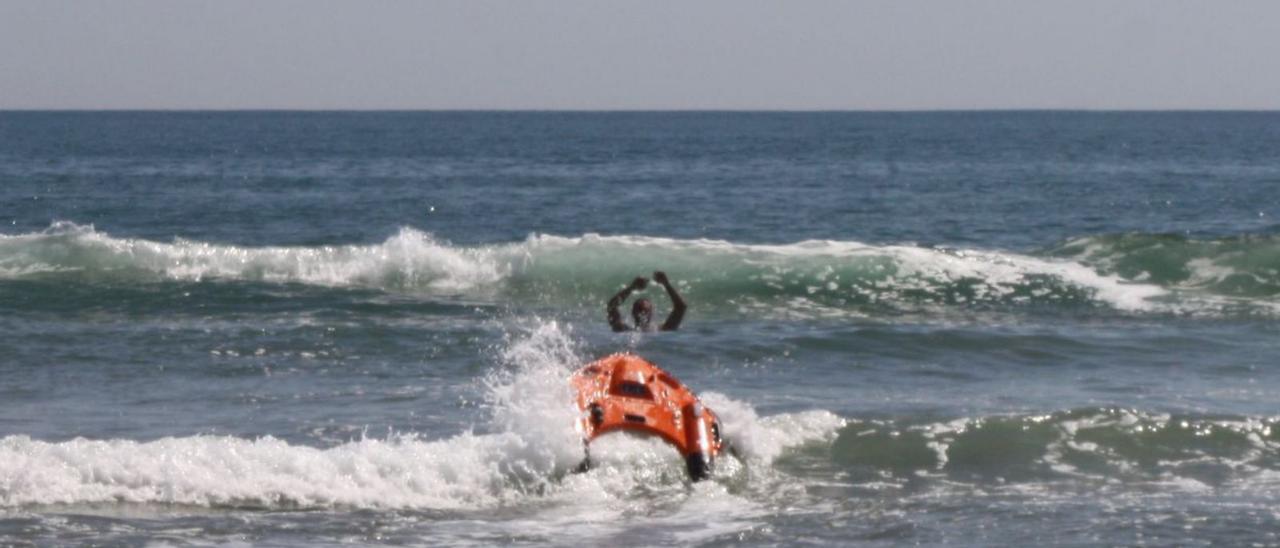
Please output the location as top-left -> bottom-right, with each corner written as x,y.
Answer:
1,320 -> 842,513
0,433 -> 537,509
882,245 -> 1167,311
700,392 -> 845,465
482,319 -> 587,474
4,222 -> 1206,317
0,221 -> 506,291
1185,257 -> 1241,288
2,321 -> 587,510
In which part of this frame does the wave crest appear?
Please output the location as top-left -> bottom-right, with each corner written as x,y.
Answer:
0,321 -> 834,510
0,221 -> 504,291
1051,232 -> 1280,298
12,222 -> 1280,316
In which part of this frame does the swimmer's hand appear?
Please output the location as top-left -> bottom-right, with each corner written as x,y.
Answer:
653,271 -> 670,286
631,276 -> 649,290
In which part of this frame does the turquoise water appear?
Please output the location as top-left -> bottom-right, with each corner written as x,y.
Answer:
2,111 -> 1280,545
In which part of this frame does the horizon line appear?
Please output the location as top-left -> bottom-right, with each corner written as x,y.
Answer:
4,107 -> 1280,114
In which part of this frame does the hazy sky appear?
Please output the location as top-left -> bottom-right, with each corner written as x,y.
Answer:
2,1 -> 1278,110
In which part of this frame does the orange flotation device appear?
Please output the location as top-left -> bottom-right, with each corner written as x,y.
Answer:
570,353 -> 724,481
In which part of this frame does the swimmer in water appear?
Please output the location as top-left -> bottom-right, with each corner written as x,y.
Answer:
607,271 -> 686,332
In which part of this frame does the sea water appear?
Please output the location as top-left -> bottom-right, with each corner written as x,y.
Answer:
2,111 -> 1279,545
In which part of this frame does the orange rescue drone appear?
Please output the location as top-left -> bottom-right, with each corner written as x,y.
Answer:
570,353 -> 724,480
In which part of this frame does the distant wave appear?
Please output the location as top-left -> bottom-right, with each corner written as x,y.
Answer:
0,221 -> 504,291
4,222 -> 1279,317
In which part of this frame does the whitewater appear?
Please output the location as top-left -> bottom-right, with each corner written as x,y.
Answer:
8,221 -> 1280,317
4,111 -> 1280,545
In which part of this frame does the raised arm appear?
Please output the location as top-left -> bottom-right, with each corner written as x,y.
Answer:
607,276 -> 648,332
654,271 -> 686,331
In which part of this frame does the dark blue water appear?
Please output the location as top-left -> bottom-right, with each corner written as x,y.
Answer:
2,111 -> 1279,546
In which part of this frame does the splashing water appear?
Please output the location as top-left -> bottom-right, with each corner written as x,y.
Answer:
0,320 -> 842,514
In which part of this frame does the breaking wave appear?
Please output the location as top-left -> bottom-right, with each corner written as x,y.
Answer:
5,222 -> 1280,316
1050,232 -> 1280,298
0,321 -> 840,510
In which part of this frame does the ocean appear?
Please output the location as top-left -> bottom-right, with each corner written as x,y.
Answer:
2,111 -> 1279,546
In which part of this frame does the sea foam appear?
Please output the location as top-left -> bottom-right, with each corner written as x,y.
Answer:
18,222 -> 1278,316
0,321 -> 838,510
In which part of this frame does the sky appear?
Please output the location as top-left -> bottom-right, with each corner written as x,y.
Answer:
1,1 -> 1278,110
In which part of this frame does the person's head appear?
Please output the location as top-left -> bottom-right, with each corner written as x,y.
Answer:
631,298 -> 654,328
